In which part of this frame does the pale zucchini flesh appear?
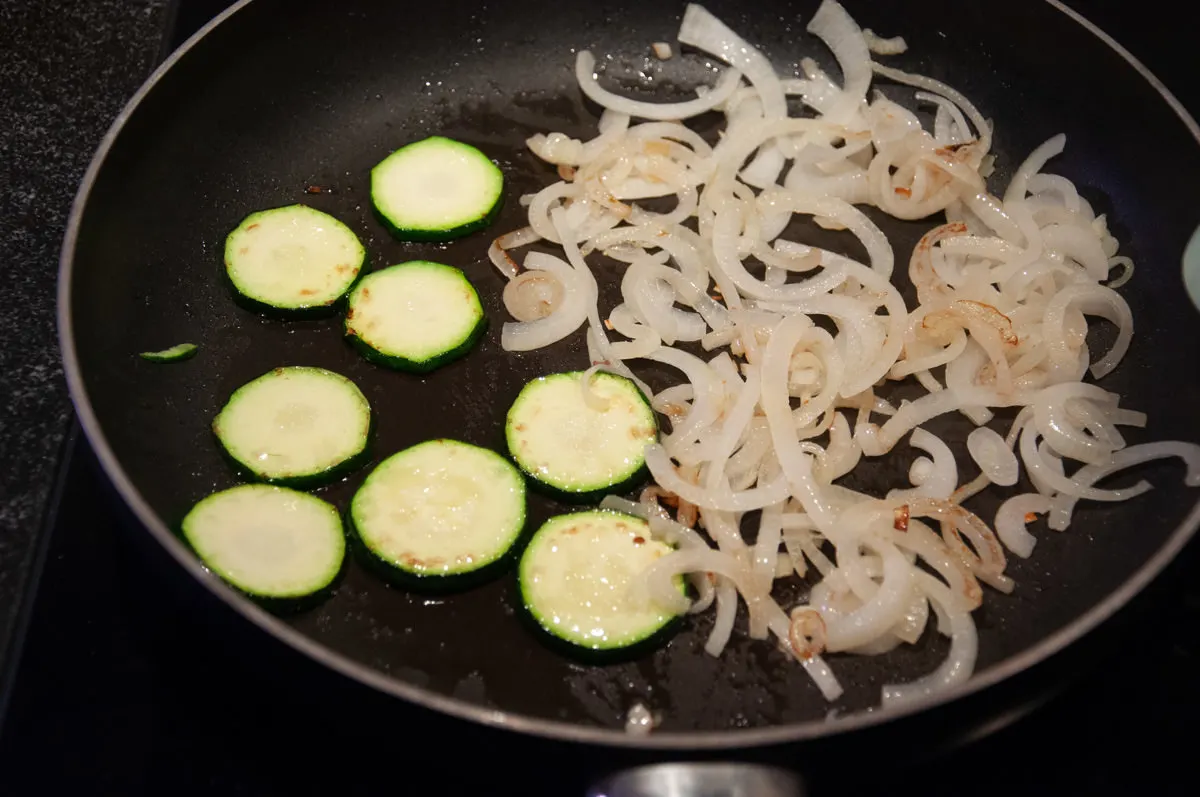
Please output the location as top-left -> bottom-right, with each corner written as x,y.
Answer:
519,510 -> 680,650
213,366 -> 371,486
506,372 -> 657,496
225,205 -> 365,313
182,484 -> 345,602
344,261 -> 485,372
371,136 -> 503,241
350,439 -> 526,579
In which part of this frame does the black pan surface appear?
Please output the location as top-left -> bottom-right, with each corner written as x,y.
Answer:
60,0 -> 1200,746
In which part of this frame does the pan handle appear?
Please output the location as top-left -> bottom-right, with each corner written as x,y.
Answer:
1184,224 -> 1200,313
586,762 -> 805,797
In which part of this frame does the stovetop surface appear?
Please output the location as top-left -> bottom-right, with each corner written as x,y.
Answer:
2,1 -> 1198,793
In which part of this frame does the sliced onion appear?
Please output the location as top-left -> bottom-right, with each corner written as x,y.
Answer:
751,505 -> 784,637
889,523 -> 982,611
1042,282 -> 1133,379
882,574 -> 977,705
503,270 -> 564,322
488,227 -> 541,279
820,538 -> 914,652
576,52 -> 745,121
1033,390 -> 1121,467
1004,134 -> 1066,204
578,365 -> 614,412
1020,422 -> 1151,502
706,577 -> 739,655
995,494 -> 1050,558
967,426 -> 1019,486
863,28 -> 908,55
645,443 -> 790,511
1047,441 -> 1200,531
888,427 -> 957,500
679,4 -> 785,120
908,498 -> 1011,593
699,364 -> 762,486
861,389 -> 965,455
642,347 -> 724,450
871,62 -> 992,154
500,253 -> 588,351
475,2 -> 1197,710
806,0 -> 872,126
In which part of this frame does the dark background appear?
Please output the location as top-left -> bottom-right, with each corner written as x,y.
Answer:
0,0 -> 1196,794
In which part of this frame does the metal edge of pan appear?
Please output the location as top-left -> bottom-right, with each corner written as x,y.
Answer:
56,0 -> 1200,750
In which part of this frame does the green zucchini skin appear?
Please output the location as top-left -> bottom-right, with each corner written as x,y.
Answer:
223,267 -> 365,321
344,317 -> 486,374
511,590 -> 683,666
139,343 -> 199,363
247,556 -> 347,616
345,511 -> 525,595
212,438 -> 373,491
518,465 -> 653,506
504,372 -> 658,502
177,522 -> 347,615
370,193 -> 504,243
521,447 -> 655,504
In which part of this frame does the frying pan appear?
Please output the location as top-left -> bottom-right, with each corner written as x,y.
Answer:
57,0 -> 1200,770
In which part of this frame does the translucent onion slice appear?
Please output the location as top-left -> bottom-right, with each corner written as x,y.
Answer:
881,574 -> 977,705
806,0 -> 873,126
1019,422 -> 1152,502
1047,441 -> 1200,531
678,3 -> 785,119
500,253 -> 589,351
488,227 -> 541,280
887,427 -> 957,502
995,494 -> 1050,558
967,426 -> 1019,486
503,270 -> 564,322
863,28 -> 908,56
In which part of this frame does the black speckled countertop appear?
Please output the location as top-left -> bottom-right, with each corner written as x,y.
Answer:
0,0 -> 170,667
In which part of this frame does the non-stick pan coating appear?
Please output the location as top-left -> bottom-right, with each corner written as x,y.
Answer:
62,0 -> 1200,745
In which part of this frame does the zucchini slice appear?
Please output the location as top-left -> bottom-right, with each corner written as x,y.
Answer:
505,371 -> 657,499
225,205 -> 365,315
519,510 -> 681,651
213,366 -> 371,486
344,261 -> 485,372
182,484 -> 345,605
140,343 -> 198,362
371,136 -> 503,241
350,439 -> 526,582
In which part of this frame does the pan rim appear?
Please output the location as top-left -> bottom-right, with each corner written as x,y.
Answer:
57,0 -> 1200,750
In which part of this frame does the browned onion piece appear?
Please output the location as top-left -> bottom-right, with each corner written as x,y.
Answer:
788,607 -> 828,660
503,270 -> 565,322
909,222 -> 970,304
923,299 -> 1019,393
908,498 -> 1012,593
